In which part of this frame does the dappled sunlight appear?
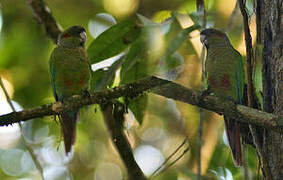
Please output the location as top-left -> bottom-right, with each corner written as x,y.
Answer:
190,31 -> 203,58
175,14 -> 203,57
218,0 -> 237,18
237,15 -> 257,55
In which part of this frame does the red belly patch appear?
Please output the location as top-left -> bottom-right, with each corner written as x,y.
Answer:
208,75 -> 217,87
221,74 -> 230,89
64,79 -> 73,87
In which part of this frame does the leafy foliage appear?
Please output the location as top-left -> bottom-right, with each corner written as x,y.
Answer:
0,0 -> 262,179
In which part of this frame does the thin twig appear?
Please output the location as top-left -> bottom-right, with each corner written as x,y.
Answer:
150,137 -> 189,177
0,77 -> 45,180
157,143 -> 191,175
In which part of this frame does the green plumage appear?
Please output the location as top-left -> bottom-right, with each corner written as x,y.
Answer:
200,28 -> 245,166
49,26 -> 91,154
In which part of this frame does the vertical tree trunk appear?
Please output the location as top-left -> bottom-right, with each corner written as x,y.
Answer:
260,0 -> 283,179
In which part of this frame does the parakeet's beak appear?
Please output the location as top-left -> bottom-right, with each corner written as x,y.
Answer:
200,34 -> 206,44
80,31 -> 87,43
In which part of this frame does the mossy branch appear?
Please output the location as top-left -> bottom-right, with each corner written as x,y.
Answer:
0,76 -> 282,132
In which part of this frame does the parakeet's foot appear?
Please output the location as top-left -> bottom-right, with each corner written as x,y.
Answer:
82,90 -> 91,99
200,86 -> 213,98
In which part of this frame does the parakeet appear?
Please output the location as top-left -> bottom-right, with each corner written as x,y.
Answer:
49,26 -> 91,154
200,28 -> 245,166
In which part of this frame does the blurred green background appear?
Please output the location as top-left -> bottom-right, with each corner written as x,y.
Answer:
0,0 -> 259,179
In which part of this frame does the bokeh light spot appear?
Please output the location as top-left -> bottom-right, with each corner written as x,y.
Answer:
0,149 -> 34,176
103,0 -> 139,18
134,145 -> 164,176
79,140 -> 107,168
44,166 -> 70,180
94,162 -> 122,180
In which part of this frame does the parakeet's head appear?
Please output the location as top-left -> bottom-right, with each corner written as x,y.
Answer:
58,26 -> 87,48
200,28 -> 231,48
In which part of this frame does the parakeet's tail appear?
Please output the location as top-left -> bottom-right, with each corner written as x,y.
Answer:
60,110 -> 80,154
224,116 -> 242,166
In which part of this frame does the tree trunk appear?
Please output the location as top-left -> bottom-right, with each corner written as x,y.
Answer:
260,0 -> 283,179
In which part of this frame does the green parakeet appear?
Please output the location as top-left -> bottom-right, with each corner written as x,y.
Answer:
200,28 -> 245,166
49,26 -> 91,154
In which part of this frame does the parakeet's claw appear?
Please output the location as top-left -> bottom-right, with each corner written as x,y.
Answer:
82,90 -> 91,99
200,86 -> 213,98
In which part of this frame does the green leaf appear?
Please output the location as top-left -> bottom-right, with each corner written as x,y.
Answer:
137,14 -> 159,26
164,25 -> 200,57
159,23 -> 200,77
120,30 -> 151,124
164,15 -> 183,46
120,48 -> 148,124
253,44 -> 263,109
128,94 -> 147,124
120,38 -> 146,82
87,19 -> 141,64
94,55 -> 124,91
89,69 -> 105,92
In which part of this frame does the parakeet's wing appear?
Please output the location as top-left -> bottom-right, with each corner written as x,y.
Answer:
50,54 -> 58,101
203,53 -> 209,90
234,52 -> 245,104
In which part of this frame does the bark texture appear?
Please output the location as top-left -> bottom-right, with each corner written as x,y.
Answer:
261,0 -> 283,179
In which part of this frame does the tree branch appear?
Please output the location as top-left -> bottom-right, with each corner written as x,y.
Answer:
238,1 -> 272,178
238,0 -> 254,107
27,0 -> 62,43
0,76 -> 282,132
101,101 -> 146,180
